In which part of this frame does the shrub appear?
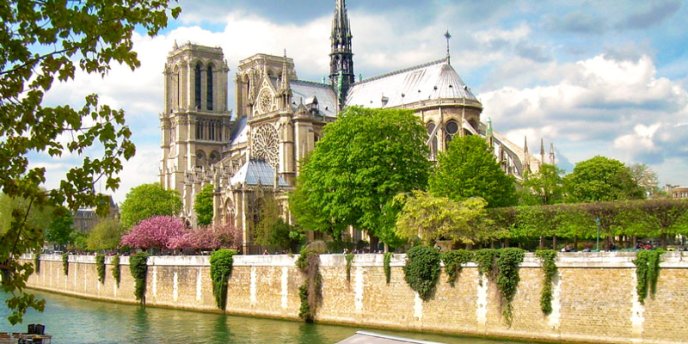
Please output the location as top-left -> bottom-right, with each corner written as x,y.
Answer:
210,249 -> 237,310
62,253 -> 69,275
535,250 -> 557,315
111,254 -> 121,287
96,254 -> 106,284
441,250 -> 473,287
403,246 -> 440,301
129,252 -> 149,304
383,252 -> 392,284
120,216 -> 186,251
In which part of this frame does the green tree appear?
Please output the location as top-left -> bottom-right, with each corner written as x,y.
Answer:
291,107 -> 431,248
395,191 -> 491,246
628,163 -> 660,198
120,183 -> 182,229
254,196 -> 299,251
194,184 -> 214,226
86,218 -> 123,251
429,135 -> 517,208
564,156 -> 644,202
519,164 -> 565,205
45,208 -> 74,248
0,194 -> 53,234
0,0 -> 179,324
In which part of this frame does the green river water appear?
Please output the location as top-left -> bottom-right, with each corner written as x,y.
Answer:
1,291 -> 528,343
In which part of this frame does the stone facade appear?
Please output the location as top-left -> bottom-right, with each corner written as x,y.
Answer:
25,252 -> 688,343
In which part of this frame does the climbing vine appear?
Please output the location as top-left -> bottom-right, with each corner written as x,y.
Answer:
62,253 -> 69,275
210,249 -> 237,310
441,250 -> 472,287
129,252 -> 149,304
296,247 -> 322,322
535,249 -> 557,315
403,246 -> 441,301
495,248 -> 525,326
96,254 -> 106,284
383,252 -> 392,284
345,253 -> 354,283
33,252 -> 40,274
633,250 -> 663,304
112,254 -> 121,287
473,249 -> 498,284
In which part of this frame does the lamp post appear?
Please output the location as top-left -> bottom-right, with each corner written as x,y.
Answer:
595,217 -> 601,252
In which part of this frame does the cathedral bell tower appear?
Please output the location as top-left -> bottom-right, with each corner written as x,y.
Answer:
329,0 -> 355,110
160,43 -> 231,215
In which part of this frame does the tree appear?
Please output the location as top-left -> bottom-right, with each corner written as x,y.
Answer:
291,107 -> 431,247
395,191 -> 491,246
564,156 -> 644,202
628,163 -> 660,198
45,208 -> 74,248
168,222 -> 242,252
194,184 -> 214,226
120,183 -> 182,229
120,216 -> 186,251
254,195 -> 302,252
519,164 -> 565,205
429,135 -> 517,208
0,0 -> 180,324
86,218 -> 123,251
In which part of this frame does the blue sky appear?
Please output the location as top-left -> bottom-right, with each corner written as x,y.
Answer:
39,0 -> 688,202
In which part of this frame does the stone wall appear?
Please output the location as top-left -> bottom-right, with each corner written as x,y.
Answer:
24,252 -> 688,344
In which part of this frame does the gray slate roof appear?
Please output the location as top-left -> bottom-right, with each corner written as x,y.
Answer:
229,159 -> 288,187
290,80 -> 338,117
346,58 -> 477,108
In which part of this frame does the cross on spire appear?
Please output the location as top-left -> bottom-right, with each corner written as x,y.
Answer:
444,30 -> 452,65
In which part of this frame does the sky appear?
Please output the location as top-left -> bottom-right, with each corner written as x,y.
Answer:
37,0 -> 688,203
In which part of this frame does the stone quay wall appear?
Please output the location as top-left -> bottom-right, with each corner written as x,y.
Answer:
23,252 -> 688,344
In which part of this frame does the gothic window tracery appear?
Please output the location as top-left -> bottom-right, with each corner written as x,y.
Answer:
210,150 -> 220,163
251,123 -> 279,166
196,150 -> 206,167
196,120 -> 204,140
445,119 -> 459,148
209,120 -> 216,141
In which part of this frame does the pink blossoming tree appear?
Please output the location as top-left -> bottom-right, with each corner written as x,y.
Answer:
120,216 -> 186,250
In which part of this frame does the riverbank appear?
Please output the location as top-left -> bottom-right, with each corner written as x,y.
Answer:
22,252 -> 688,344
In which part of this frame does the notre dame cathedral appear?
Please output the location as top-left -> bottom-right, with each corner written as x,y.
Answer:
159,0 -> 554,251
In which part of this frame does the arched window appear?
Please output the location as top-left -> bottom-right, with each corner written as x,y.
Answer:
444,120 -> 459,149
207,64 -> 214,110
426,122 -> 438,160
195,150 -> 206,167
210,150 -> 220,163
194,63 -> 202,110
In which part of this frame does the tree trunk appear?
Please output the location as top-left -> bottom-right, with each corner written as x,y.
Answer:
383,242 -> 389,253
552,236 -> 557,250
539,236 -> 544,249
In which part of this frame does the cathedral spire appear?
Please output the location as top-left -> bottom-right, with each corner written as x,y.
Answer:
549,142 -> 556,165
444,30 -> 452,65
330,0 -> 354,110
540,138 -> 545,164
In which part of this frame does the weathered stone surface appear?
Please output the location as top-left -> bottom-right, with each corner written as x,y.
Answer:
23,252 -> 688,343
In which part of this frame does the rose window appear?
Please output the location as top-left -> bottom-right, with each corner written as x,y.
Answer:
252,124 -> 279,166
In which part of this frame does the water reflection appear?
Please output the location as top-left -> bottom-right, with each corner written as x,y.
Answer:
1,291 -> 524,344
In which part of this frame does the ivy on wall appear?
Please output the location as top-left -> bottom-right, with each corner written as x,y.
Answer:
96,254 -> 106,284
495,248 -> 525,326
633,250 -> 663,304
296,247 -> 323,322
535,250 -> 557,315
345,253 -> 354,283
473,249 -> 498,284
62,253 -> 69,276
210,249 -> 236,310
111,254 -> 121,287
441,250 -> 472,287
33,252 -> 40,274
129,252 -> 149,304
403,246 -> 440,301
383,252 -> 392,284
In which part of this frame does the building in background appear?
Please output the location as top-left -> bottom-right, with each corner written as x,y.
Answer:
73,195 -> 119,233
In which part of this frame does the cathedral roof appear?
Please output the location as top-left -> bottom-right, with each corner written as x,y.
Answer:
229,159 -> 288,187
290,80 -> 338,117
345,58 -> 478,108
230,116 -> 249,145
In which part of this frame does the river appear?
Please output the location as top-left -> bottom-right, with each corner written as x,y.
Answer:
1,291 -> 525,343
